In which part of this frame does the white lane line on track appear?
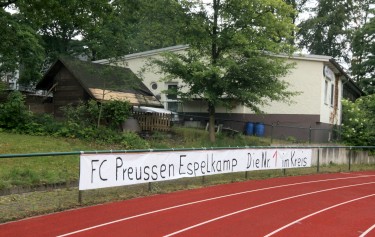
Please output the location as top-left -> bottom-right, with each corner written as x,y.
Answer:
264,194 -> 375,237
163,182 -> 375,237
57,175 -> 375,237
360,224 -> 375,237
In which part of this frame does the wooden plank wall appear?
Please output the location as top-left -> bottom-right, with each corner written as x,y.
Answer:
133,112 -> 171,132
53,67 -> 86,118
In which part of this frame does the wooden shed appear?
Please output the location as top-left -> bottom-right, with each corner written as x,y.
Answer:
36,57 -> 162,118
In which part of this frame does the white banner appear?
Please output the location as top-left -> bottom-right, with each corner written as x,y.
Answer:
79,148 -> 312,190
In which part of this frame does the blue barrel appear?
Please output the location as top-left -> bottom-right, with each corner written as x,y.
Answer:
254,123 -> 265,137
245,122 -> 254,135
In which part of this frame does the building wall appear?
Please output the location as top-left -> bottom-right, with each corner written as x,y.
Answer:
259,59 -> 323,115
25,95 -> 54,114
319,67 -> 342,125
100,47 -> 188,111
52,67 -> 88,117
181,111 -> 334,143
95,47 -> 348,136
121,51 -> 344,124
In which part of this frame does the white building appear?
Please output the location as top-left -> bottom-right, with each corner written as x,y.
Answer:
94,45 -> 363,142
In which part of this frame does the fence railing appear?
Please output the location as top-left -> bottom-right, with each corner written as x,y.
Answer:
178,113 -> 340,143
0,146 -> 374,223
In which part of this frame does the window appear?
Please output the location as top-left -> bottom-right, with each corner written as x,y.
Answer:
167,101 -> 179,112
330,84 -> 334,106
151,82 -> 158,90
167,84 -> 177,100
324,80 -> 329,104
166,84 -> 178,112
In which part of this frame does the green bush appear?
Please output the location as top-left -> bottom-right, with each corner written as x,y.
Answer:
61,100 -> 99,128
101,100 -> 132,130
120,132 -> 150,149
0,94 -> 148,148
61,99 -> 132,130
341,95 -> 375,146
0,91 -> 31,130
23,114 -> 63,136
55,100 -> 149,148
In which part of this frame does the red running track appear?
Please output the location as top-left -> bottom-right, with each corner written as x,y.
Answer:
1,171 -> 374,237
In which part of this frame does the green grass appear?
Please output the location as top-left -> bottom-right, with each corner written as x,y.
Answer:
0,133 -> 114,190
0,127 -> 269,190
1,163 -> 374,223
148,127 -> 271,149
0,128 -> 374,223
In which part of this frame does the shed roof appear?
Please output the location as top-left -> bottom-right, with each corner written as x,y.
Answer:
36,57 -> 162,107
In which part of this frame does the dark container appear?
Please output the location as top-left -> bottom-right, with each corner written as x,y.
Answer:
245,122 -> 254,135
254,123 -> 265,137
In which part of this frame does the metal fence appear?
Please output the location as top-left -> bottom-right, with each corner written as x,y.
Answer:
179,113 -> 340,143
0,146 -> 374,223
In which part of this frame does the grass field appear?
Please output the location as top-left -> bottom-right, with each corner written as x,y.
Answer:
0,128 -> 270,191
1,164 -> 374,223
0,128 -> 374,223
0,133 -> 111,190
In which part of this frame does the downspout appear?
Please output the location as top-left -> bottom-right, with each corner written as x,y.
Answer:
340,76 -> 350,125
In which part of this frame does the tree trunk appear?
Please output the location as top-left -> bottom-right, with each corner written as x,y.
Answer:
208,103 -> 216,143
208,0 -> 219,143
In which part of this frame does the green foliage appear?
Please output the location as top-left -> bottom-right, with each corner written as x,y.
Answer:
0,94 -> 146,147
0,81 -> 7,91
148,127 -> 270,149
150,0 -> 297,142
61,100 -> 99,129
341,95 -> 375,145
22,114 -> 63,136
0,9 -> 44,85
16,0 -> 111,61
0,91 -> 31,130
123,0 -> 188,53
297,0 -> 352,62
351,8 -> 375,94
57,99 -> 148,147
101,100 -> 133,129
120,132 -> 151,149
62,99 -> 132,130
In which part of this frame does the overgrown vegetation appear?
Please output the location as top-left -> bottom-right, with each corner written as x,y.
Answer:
0,91 -> 148,148
341,95 -> 375,146
0,91 -> 270,193
0,91 -> 374,223
0,126 -> 270,191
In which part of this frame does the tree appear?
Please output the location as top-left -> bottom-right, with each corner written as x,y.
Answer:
6,0 -> 188,69
81,0 -> 136,61
297,0 -> 353,64
151,0 -> 297,142
84,0 -> 189,60
0,0 -> 17,8
351,6 -> 375,94
1,5 -> 45,86
341,95 -> 375,146
282,0 -> 309,45
126,0 -> 188,53
16,0 -> 111,61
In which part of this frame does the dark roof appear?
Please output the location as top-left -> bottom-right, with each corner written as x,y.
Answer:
328,58 -> 365,97
36,57 -> 162,107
